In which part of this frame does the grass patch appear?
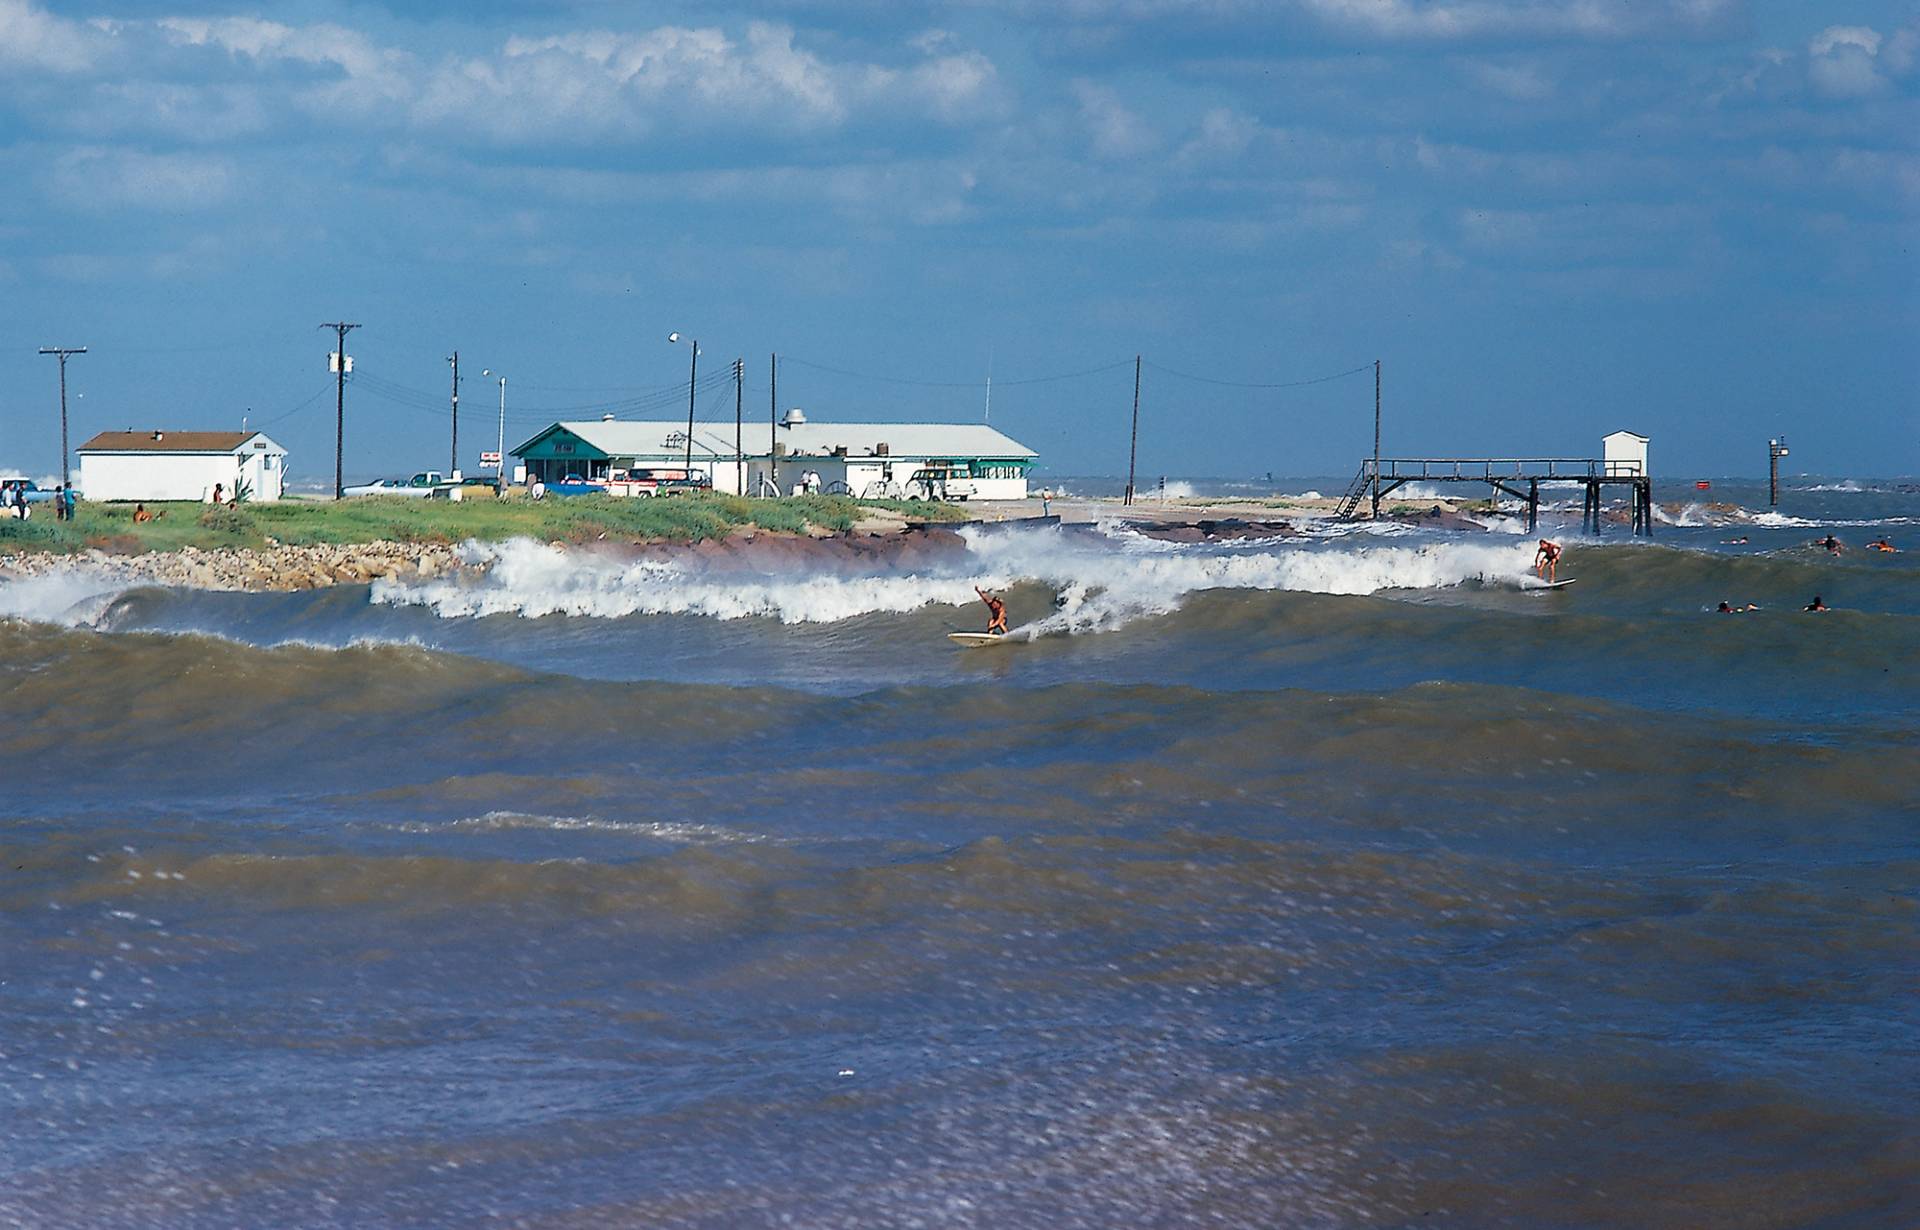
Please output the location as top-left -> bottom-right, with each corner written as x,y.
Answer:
1,493 -> 966,556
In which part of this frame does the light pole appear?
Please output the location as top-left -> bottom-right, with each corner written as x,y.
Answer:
482,369 -> 506,492
668,332 -> 698,480
1768,437 -> 1789,507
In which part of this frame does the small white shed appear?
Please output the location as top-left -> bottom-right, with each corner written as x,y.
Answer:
1602,430 -> 1649,477
77,430 -> 289,502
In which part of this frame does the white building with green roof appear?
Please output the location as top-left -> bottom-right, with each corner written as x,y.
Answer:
512,412 -> 1036,499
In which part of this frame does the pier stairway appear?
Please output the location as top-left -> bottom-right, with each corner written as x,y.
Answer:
1334,463 -> 1374,520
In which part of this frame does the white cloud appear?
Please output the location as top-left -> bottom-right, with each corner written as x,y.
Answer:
48,147 -> 236,211
1466,60 -> 1555,100
1177,107 -> 1262,164
1073,80 -> 1158,158
1294,0 -> 1740,41
1807,24 -> 1891,98
0,0 -> 105,71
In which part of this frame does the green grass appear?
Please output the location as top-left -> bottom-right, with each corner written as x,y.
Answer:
0,493 -> 967,557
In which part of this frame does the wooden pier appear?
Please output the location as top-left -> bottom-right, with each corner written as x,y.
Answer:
1335,457 -> 1654,536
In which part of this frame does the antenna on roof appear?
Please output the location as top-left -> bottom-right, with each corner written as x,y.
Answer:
984,348 -> 993,424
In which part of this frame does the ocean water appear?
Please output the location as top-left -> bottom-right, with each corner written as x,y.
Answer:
2,480 -> 1915,1228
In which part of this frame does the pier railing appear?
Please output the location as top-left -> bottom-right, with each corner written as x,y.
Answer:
1369,457 -> 1620,482
1337,455 -> 1654,535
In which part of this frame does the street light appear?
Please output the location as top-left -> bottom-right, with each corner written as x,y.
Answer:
482,368 -> 506,492
668,332 -> 697,479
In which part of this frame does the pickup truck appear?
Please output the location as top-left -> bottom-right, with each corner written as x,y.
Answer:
605,468 -> 711,498
342,471 -> 453,498
0,478 -> 58,504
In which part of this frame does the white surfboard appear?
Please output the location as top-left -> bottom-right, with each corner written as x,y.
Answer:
1536,578 -> 1576,589
948,631 -> 1016,647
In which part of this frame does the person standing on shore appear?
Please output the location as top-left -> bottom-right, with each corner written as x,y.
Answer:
63,485 -> 77,521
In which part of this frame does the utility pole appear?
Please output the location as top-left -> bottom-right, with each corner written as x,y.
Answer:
769,353 -> 779,496
447,351 -> 460,477
680,339 -> 698,477
321,322 -> 359,499
1125,355 -> 1141,507
733,357 -> 744,496
1371,358 -> 1382,520
37,346 -> 86,487
1769,437 -> 1790,507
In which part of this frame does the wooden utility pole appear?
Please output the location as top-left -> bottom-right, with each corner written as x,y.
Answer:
37,346 -> 86,488
733,358 -> 744,496
682,339 -> 698,478
447,351 -> 459,477
321,322 -> 359,498
769,353 -> 779,496
1125,355 -> 1141,506
1371,358 -> 1382,519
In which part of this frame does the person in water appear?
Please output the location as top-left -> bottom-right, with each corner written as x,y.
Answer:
1717,601 -> 1759,614
975,586 -> 1008,635
1868,537 -> 1898,552
1819,533 -> 1844,554
1533,539 -> 1562,583
1804,595 -> 1828,612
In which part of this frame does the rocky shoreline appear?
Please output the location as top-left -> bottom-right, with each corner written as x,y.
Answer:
0,526 -> 981,593
0,539 -> 467,592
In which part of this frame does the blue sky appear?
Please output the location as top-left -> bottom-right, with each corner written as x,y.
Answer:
0,0 -> 1914,484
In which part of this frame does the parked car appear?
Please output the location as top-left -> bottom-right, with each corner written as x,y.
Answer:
906,465 -> 976,501
0,478 -> 57,504
545,474 -> 608,497
342,471 -> 452,498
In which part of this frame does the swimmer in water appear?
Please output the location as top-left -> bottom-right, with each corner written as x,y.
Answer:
1867,537 -> 1898,552
1818,533 -> 1844,554
1803,594 -> 1828,612
1722,535 -> 1749,545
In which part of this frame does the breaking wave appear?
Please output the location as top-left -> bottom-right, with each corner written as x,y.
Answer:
368,529 -> 1542,634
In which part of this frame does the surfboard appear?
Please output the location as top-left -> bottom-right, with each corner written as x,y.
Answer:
948,631 -> 1016,647
1538,578 -> 1577,589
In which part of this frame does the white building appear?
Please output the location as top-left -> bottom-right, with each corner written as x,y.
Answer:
513,413 -> 1037,499
77,430 -> 289,502
1602,430 -> 1649,477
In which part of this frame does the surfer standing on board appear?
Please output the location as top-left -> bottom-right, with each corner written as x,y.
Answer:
1533,539 -> 1562,583
975,586 -> 1008,636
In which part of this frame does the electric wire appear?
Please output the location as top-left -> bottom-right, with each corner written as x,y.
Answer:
1140,360 -> 1372,390
781,356 -> 1135,389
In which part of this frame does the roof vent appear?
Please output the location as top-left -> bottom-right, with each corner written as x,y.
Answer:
152,431 -> 164,441
602,413 -> 616,422
781,407 -> 807,428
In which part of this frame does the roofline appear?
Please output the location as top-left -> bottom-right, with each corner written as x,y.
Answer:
77,430 -> 284,454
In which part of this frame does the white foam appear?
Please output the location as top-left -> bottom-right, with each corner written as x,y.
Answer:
402,811 -> 776,844
0,568 -> 138,627
373,529 -> 1542,636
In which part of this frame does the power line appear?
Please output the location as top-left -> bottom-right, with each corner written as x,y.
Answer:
781,355 -> 1134,390
250,381 -> 337,428
1140,360 -> 1372,390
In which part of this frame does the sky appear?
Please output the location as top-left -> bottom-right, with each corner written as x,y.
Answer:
0,0 -> 1915,485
